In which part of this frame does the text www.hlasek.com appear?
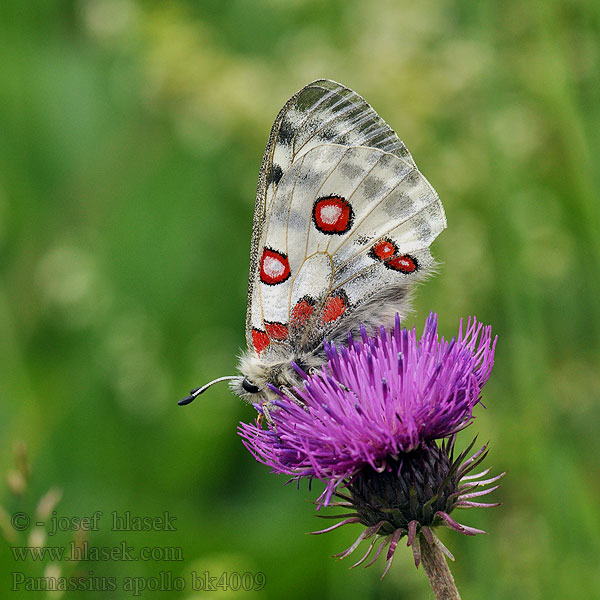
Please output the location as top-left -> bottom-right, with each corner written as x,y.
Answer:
12,541 -> 182,562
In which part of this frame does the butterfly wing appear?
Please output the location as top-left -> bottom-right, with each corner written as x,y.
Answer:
246,80 -> 446,355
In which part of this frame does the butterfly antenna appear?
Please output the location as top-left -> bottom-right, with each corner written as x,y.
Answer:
178,376 -> 240,406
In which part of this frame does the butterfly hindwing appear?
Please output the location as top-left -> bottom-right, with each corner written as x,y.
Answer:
246,80 -> 446,355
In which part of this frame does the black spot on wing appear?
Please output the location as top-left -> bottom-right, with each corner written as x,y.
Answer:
320,128 -> 337,141
267,163 -> 283,186
278,119 -> 295,145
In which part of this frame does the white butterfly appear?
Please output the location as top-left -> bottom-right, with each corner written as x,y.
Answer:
179,79 -> 446,414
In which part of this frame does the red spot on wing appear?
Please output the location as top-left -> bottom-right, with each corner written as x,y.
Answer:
386,254 -> 418,273
313,196 -> 353,234
320,292 -> 348,324
265,321 -> 289,341
291,296 -> 316,327
371,238 -> 398,260
252,328 -> 270,353
260,248 -> 291,285
370,238 -> 419,274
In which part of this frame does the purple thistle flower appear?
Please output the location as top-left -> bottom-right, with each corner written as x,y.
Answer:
239,313 -> 496,503
238,313 -> 502,575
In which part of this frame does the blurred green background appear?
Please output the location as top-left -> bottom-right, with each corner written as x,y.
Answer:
1,0 -> 599,598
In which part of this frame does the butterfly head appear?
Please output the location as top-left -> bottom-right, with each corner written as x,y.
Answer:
233,346 -> 324,407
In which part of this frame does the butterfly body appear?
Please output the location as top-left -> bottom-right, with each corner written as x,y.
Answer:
229,80 -> 447,409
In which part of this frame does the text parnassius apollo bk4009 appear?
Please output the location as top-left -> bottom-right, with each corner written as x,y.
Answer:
179,79 -> 447,412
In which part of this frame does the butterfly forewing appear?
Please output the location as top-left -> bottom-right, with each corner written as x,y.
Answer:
246,80 -> 446,356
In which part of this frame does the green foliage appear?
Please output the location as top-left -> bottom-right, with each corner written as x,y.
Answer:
1,0 -> 599,597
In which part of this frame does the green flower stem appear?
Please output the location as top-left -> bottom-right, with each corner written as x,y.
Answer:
419,534 -> 461,600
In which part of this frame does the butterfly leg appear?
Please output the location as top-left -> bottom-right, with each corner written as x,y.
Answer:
279,386 -> 308,411
261,402 -> 275,426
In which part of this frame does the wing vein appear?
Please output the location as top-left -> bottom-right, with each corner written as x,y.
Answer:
284,154 -> 309,319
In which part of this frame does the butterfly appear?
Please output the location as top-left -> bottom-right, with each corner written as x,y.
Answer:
179,79 -> 446,416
